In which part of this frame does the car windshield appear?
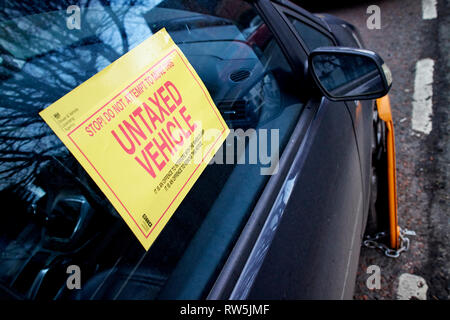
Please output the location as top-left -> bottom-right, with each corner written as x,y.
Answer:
0,0 -> 304,299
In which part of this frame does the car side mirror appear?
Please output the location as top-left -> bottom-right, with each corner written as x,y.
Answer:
308,47 -> 392,101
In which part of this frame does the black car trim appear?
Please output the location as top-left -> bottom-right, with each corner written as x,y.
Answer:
272,0 -> 332,32
273,2 -> 338,54
253,0 -> 309,90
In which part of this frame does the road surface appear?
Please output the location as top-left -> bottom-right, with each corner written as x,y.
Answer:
304,0 -> 449,300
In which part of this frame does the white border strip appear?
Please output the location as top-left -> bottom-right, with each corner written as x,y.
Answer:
422,0 -> 438,20
412,58 -> 435,134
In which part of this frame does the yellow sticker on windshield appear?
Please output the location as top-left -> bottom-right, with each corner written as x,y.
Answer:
40,29 -> 229,250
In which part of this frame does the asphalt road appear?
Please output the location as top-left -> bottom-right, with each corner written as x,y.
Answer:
304,0 -> 449,300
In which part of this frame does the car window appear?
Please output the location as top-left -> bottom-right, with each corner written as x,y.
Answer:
0,0 -> 304,299
288,15 -> 334,52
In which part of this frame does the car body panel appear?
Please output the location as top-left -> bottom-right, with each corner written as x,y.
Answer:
233,97 -> 364,299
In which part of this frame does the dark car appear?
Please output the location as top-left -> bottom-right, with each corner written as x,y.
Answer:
0,0 -> 399,300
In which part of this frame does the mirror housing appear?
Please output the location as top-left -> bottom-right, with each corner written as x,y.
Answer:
308,47 -> 392,101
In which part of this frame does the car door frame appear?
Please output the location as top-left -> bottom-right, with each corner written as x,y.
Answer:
207,0 -> 366,299
272,1 -> 338,52
277,0 -> 374,230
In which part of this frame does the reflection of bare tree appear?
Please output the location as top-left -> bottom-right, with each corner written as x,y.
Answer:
313,55 -> 342,80
313,54 -> 376,93
0,0 -> 147,190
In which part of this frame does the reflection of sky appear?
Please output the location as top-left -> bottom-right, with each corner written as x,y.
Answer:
0,0 -> 165,99
0,0 -> 274,191
0,0 -> 164,190
0,0 -> 162,61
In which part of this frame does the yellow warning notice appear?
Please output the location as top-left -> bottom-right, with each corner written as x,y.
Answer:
39,29 -> 229,250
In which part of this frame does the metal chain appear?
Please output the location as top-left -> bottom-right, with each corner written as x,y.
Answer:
363,228 -> 415,258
